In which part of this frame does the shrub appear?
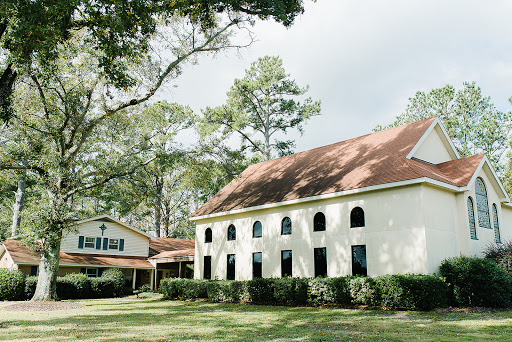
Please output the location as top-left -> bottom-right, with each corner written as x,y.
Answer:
90,278 -> 115,298
207,280 -> 248,302
273,277 -> 308,305
138,284 -> 152,293
24,276 -> 38,300
100,268 -> 126,297
440,256 -> 512,307
375,274 -> 448,310
349,277 -> 380,306
247,278 -> 275,303
159,278 -> 208,299
57,273 -> 91,299
182,279 -> 209,299
0,269 -> 25,301
484,241 -> 512,275
308,277 -> 351,304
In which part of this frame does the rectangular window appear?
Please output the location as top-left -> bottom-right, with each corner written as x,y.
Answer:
253,252 -> 262,279
84,237 -> 95,248
281,250 -> 292,277
108,239 -> 119,250
226,254 -> 235,280
204,256 -> 212,280
351,245 -> 367,276
85,268 -> 98,277
314,247 -> 327,277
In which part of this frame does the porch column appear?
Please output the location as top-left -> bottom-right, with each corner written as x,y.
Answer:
132,268 -> 137,289
149,269 -> 154,290
178,261 -> 182,278
154,265 -> 158,291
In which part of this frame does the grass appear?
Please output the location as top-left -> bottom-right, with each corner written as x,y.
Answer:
2,296 -> 512,341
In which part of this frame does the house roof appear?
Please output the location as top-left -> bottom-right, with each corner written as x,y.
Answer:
149,248 -> 195,259
149,238 -> 195,257
191,117 -> 485,218
75,215 -> 153,239
2,239 -> 153,269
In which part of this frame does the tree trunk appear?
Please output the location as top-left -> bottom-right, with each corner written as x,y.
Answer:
31,232 -> 62,301
11,176 -> 25,236
153,176 -> 163,237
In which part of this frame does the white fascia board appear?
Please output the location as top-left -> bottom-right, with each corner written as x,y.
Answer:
190,177 -> 462,222
406,118 -> 460,160
75,214 -> 153,239
465,155 -> 510,202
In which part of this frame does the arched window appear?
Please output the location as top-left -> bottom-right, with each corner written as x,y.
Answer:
350,207 -> 365,228
205,228 -> 212,243
253,221 -> 262,238
492,204 -> 501,244
467,197 -> 477,240
227,224 -> 236,241
313,212 -> 326,231
281,217 -> 292,235
475,177 -> 491,229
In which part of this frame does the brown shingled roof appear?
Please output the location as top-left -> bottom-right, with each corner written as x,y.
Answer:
3,239 -> 153,269
149,238 -> 195,257
192,117 -> 482,217
150,248 -> 195,259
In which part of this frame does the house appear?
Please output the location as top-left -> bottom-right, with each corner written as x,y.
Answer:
190,117 -> 512,281
0,215 -> 195,289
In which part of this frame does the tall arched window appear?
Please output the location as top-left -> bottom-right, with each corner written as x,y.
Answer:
205,228 -> 212,243
350,207 -> 365,228
467,197 -> 477,240
281,217 -> 292,235
253,221 -> 262,238
492,204 -> 501,244
475,177 -> 491,229
227,224 -> 236,241
313,212 -> 326,232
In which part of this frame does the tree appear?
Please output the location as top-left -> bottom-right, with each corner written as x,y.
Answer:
0,3 -> 308,300
202,56 -> 321,161
375,82 -> 512,170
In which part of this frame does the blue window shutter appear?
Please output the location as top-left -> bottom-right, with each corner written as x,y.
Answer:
80,268 -> 86,274
78,236 -> 84,249
103,238 -> 108,250
96,237 -> 101,249
119,239 -> 124,251
30,266 -> 38,276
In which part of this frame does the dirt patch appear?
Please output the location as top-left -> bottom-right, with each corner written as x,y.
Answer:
1,301 -> 86,312
433,307 -> 503,314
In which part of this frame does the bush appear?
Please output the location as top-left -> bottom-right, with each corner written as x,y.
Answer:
484,241 -> 512,275
308,277 -> 352,305
247,278 -> 275,303
375,274 -> 448,310
100,268 -> 126,297
0,269 -> 25,301
57,273 -> 91,299
138,284 -> 152,293
90,278 -> 115,298
159,278 -> 208,299
273,277 -> 308,305
440,256 -> 512,307
24,276 -> 38,300
207,280 -> 248,302
349,277 -> 380,306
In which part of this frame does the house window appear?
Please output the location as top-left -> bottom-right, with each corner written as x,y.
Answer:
281,250 -> 292,277
475,177 -> 491,229
492,204 -> 501,244
281,217 -> 292,235
253,252 -> 262,279
467,197 -> 477,240
253,221 -> 262,238
350,207 -> 365,228
204,256 -> 212,280
205,228 -> 212,243
351,245 -> 367,276
108,239 -> 119,250
313,212 -> 326,232
227,224 -> 236,241
85,268 -> 98,277
84,237 -> 95,248
314,247 -> 327,277
226,254 -> 236,280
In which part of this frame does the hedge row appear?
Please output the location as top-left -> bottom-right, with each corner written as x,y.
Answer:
1,268 -> 128,301
159,274 -> 448,310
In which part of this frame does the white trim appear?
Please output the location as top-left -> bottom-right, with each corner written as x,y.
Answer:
190,177 -> 462,221
406,118 -> 460,160
75,214 -> 153,239
13,261 -> 154,269
464,155 -> 510,202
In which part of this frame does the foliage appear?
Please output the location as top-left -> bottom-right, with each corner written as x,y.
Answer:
206,280 -> 248,302
272,277 -> 309,305
375,82 -> 512,171
202,56 -> 321,161
308,277 -> 352,305
483,240 -> 512,275
349,276 -> 380,306
138,284 -> 153,293
440,256 -> 512,307
159,278 -> 209,299
246,277 -> 275,303
56,273 -> 92,299
24,275 -> 38,299
100,268 -> 126,297
0,268 -> 24,300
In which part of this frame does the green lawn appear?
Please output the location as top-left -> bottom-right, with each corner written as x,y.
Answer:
1,297 -> 512,341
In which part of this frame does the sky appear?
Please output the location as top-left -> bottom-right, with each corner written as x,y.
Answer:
167,0 -> 512,154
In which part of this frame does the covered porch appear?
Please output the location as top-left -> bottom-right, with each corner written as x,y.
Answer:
149,248 -> 195,290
